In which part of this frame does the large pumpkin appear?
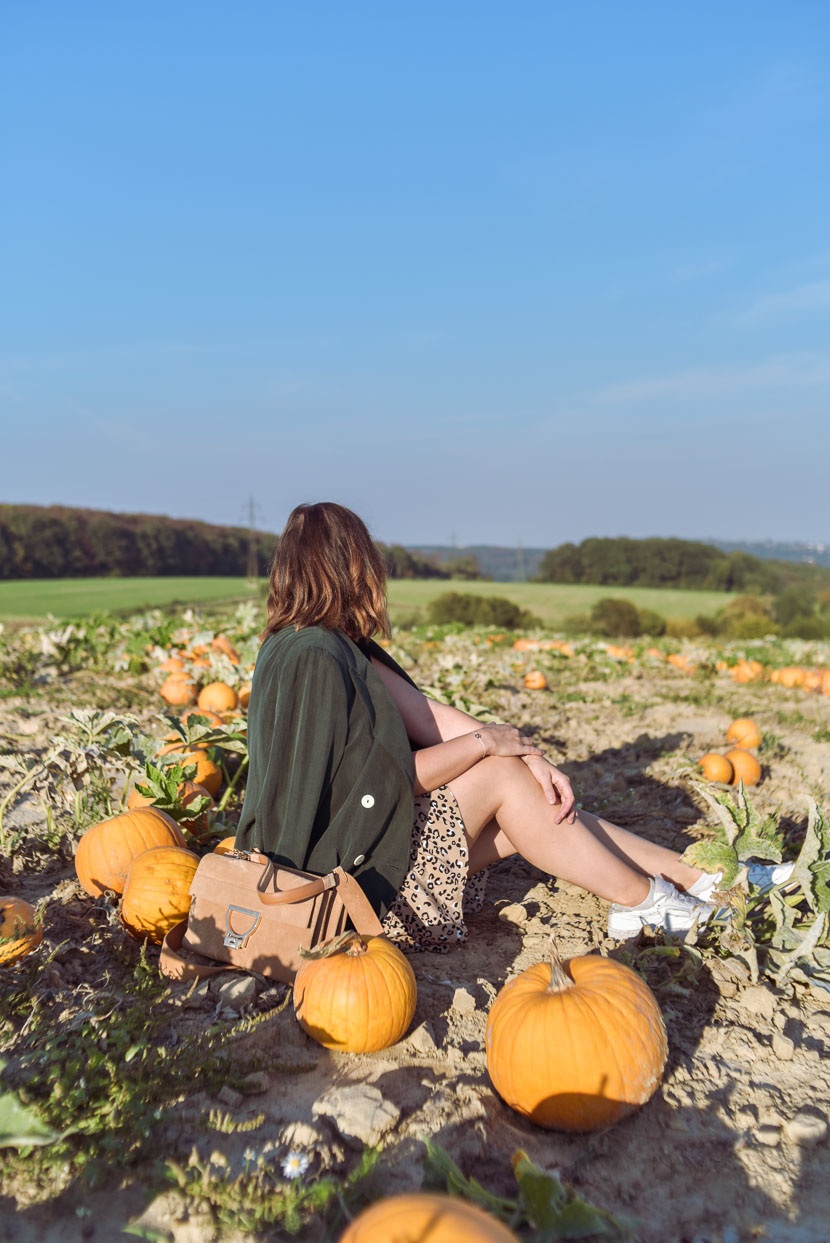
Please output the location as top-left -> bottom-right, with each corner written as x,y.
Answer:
0,897 -> 42,967
294,932 -> 416,1052
698,753 -> 734,783
337,1194 -> 520,1242
726,718 -> 762,749
197,681 -> 238,713
120,845 -> 199,943
75,809 -> 186,897
160,673 -> 197,706
724,748 -> 762,787
485,941 -> 667,1131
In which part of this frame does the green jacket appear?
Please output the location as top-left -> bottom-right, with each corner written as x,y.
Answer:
235,626 -> 417,917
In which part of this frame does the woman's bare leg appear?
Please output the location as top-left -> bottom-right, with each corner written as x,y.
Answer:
450,757 -> 705,902
448,757 -> 651,906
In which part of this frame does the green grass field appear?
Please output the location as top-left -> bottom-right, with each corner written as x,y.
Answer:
386,579 -> 738,626
0,576 -> 264,622
0,574 -> 737,625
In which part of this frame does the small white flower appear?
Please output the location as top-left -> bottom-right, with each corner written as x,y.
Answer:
281,1151 -> 310,1180
243,1146 -> 257,1164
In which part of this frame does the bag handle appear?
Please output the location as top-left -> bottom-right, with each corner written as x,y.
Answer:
254,864 -> 383,936
255,863 -> 338,906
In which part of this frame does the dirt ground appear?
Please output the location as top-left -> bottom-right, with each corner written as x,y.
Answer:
2,642 -> 830,1243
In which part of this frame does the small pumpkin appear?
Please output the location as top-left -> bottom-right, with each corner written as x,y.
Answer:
154,744 -> 222,796
120,845 -> 200,943
75,809 -> 186,897
237,681 -> 252,709
211,634 -> 240,664
160,673 -> 197,706
197,681 -> 238,713
158,656 -> 185,674
725,748 -> 762,787
294,932 -> 416,1052
213,836 -> 238,855
726,718 -> 762,749
337,1193 -> 520,1242
181,706 -> 225,729
0,897 -> 42,967
698,753 -> 734,783
524,670 -> 547,690
485,938 -> 667,1132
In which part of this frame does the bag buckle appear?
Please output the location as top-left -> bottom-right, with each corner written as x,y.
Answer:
223,905 -> 262,950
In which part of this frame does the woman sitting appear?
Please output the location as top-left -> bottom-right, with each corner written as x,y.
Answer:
236,501 -> 732,947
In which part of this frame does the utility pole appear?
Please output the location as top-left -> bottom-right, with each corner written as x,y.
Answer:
244,496 -> 263,582
516,538 -> 526,582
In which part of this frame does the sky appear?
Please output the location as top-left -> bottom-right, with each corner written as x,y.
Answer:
2,1 -> 829,548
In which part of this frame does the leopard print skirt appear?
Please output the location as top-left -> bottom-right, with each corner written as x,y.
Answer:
381,784 -> 488,953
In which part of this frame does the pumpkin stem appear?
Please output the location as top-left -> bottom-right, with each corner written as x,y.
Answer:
297,930 -> 366,961
545,933 -> 573,994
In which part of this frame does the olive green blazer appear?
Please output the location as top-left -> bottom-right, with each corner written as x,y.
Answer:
235,626 -> 417,917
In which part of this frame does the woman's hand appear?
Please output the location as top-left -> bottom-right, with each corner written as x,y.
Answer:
476,723 -> 543,759
521,755 -> 577,824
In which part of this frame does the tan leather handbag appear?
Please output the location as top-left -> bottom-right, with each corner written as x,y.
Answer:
160,849 -> 383,984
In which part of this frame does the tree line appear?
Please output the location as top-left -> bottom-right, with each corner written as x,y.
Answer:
0,505 -> 478,581
0,505 -> 277,579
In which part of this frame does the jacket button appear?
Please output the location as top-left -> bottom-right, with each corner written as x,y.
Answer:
353,854 -> 366,866
361,794 -> 375,808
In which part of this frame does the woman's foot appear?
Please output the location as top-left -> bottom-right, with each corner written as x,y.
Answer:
607,876 -> 715,939
688,860 -> 796,901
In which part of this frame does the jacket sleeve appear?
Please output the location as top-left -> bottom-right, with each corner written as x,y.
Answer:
241,648 -> 354,865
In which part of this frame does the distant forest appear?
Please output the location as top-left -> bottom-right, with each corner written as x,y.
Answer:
535,536 -> 830,595
0,505 -> 276,580
0,504 -> 456,581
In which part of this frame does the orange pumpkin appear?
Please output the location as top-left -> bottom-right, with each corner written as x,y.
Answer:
485,941 -> 667,1132
120,846 -> 199,943
178,781 -> 214,832
294,932 -> 416,1052
337,1194 -> 520,1242
154,744 -> 222,796
211,634 -> 240,664
181,707 -> 224,729
197,681 -> 238,714
158,656 -> 185,674
237,682 -> 252,710
698,753 -> 734,783
725,748 -> 762,787
524,670 -> 547,690
213,836 -> 238,854
777,666 -> 804,689
160,673 -> 197,706
75,809 -> 186,897
802,670 -> 823,692
0,897 -> 42,967
726,718 -> 762,749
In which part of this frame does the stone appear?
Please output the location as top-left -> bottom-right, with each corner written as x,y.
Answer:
279,1120 -> 326,1149
216,1085 -> 243,1109
452,987 -> 477,1015
216,976 -> 257,1009
181,980 -> 211,1009
239,1071 -> 269,1095
784,1110 -> 828,1147
771,1033 -> 795,1061
498,903 -> 527,926
407,1021 -> 437,1055
753,1125 -> 781,1148
738,985 -> 776,1021
313,1084 -> 401,1149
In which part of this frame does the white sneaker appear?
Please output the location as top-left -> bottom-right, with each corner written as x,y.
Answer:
691,861 -> 796,901
607,876 -> 715,939
746,860 -> 795,893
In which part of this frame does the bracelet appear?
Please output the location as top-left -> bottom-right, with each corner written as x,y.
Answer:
473,731 -> 487,758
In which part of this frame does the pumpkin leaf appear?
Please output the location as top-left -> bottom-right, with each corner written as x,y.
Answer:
0,1090 -> 69,1148
422,1138 -> 517,1221
679,838 -> 740,886
772,912 -> 828,986
767,888 -> 802,953
512,1151 -> 637,1241
791,801 -> 830,915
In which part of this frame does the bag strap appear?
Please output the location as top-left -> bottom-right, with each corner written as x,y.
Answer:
159,918 -> 236,982
255,864 -> 337,906
336,870 -> 384,936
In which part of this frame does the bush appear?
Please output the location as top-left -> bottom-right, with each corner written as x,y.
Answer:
666,617 -> 703,639
427,592 -> 539,629
719,595 -> 778,639
637,608 -> 667,636
590,598 -> 643,637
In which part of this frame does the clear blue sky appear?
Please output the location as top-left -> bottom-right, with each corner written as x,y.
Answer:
2,1 -> 829,547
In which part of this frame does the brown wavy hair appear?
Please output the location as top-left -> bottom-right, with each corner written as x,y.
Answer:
261,502 -> 390,643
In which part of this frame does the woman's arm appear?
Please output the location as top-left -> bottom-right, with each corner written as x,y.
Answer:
371,656 -> 576,819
